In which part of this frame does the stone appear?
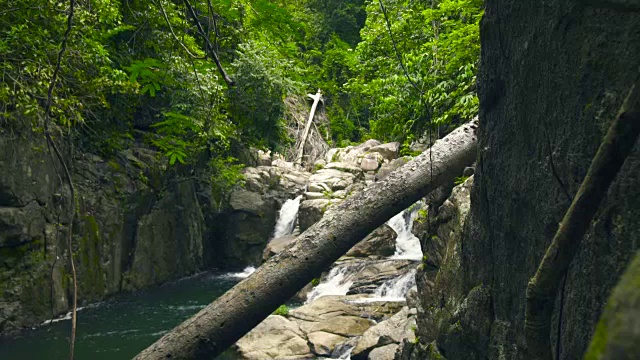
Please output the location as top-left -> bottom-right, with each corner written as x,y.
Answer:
234,315 -> 313,360
313,159 -> 327,171
375,157 -> 412,182
368,142 -> 400,161
304,191 -> 326,200
347,224 -> 397,258
368,344 -> 399,360
324,162 -> 364,175
308,168 -> 357,191
262,234 -> 297,261
351,307 -> 416,359
346,259 -> 416,295
361,157 -> 380,172
308,331 -> 348,356
233,295 -> 404,358
326,140 -> 382,166
308,182 -> 331,193
229,189 -> 265,213
298,199 -> 332,231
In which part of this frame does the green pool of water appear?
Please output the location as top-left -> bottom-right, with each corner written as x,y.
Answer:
0,269 -> 252,359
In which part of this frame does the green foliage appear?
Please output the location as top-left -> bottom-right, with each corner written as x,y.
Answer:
125,58 -> 166,97
311,278 -> 320,286
0,0 -> 482,204
209,157 -> 245,207
415,209 -> 429,224
454,175 -> 470,185
345,0 -> 483,143
229,41 -> 303,152
273,304 -> 290,316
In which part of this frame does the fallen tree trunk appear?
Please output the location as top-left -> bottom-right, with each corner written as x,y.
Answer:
135,119 -> 479,360
525,80 -> 640,360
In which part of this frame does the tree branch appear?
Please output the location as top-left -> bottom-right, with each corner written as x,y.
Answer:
154,0 -> 206,59
42,0 -> 79,359
183,0 -> 234,87
525,78 -> 640,359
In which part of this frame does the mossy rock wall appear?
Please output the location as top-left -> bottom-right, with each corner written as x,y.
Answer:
0,130 -> 211,335
415,1 -> 640,358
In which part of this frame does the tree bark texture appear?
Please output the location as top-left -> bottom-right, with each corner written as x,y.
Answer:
525,80 -> 640,360
135,119 -> 479,360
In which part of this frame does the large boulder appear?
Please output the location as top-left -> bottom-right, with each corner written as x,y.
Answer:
218,189 -> 278,266
262,234 -> 297,261
351,307 -> 416,359
308,168 -> 357,192
368,142 -> 400,161
233,315 -> 313,360
347,224 -> 397,258
298,198 -> 339,231
325,139 -> 382,166
360,153 -> 384,172
233,296 -> 404,359
347,259 -> 416,295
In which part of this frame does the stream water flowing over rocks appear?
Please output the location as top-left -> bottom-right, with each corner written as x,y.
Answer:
230,140 -> 430,360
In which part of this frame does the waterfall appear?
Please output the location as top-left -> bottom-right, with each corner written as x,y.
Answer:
272,195 -> 303,239
306,263 -> 363,303
331,344 -> 354,359
372,269 -> 416,301
388,203 -> 423,260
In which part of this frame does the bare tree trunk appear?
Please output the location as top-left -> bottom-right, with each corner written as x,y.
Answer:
135,119 -> 479,360
525,80 -> 640,360
295,89 -> 322,167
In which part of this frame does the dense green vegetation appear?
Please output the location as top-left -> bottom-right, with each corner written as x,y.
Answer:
0,0 -> 482,189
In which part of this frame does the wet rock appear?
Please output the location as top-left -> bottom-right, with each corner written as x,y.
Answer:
347,259 -> 415,295
347,224 -> 397,258
298,199 -> 337,231
262,234 -> 297,261
351,307 -> 416,359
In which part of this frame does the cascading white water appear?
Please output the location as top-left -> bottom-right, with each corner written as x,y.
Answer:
272,195 -> 303,239
218,266 -> 256,279
372,269 -> 416,301
388,203 -> 423,260
306,263 -> 363,303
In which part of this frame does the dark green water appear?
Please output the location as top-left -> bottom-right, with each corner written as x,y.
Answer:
0,269 -> 254,360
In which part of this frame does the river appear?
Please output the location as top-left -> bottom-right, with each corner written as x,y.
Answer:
0,268 -> 255,360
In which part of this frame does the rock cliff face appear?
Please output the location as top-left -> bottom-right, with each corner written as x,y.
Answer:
405,1 -> 640,359
0,128 -> 307,335
0,129 -> 217,334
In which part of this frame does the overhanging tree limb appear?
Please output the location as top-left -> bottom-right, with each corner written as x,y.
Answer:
135,119 -> 479,359
183,0 -> 234,87
525,79 -> 640,360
